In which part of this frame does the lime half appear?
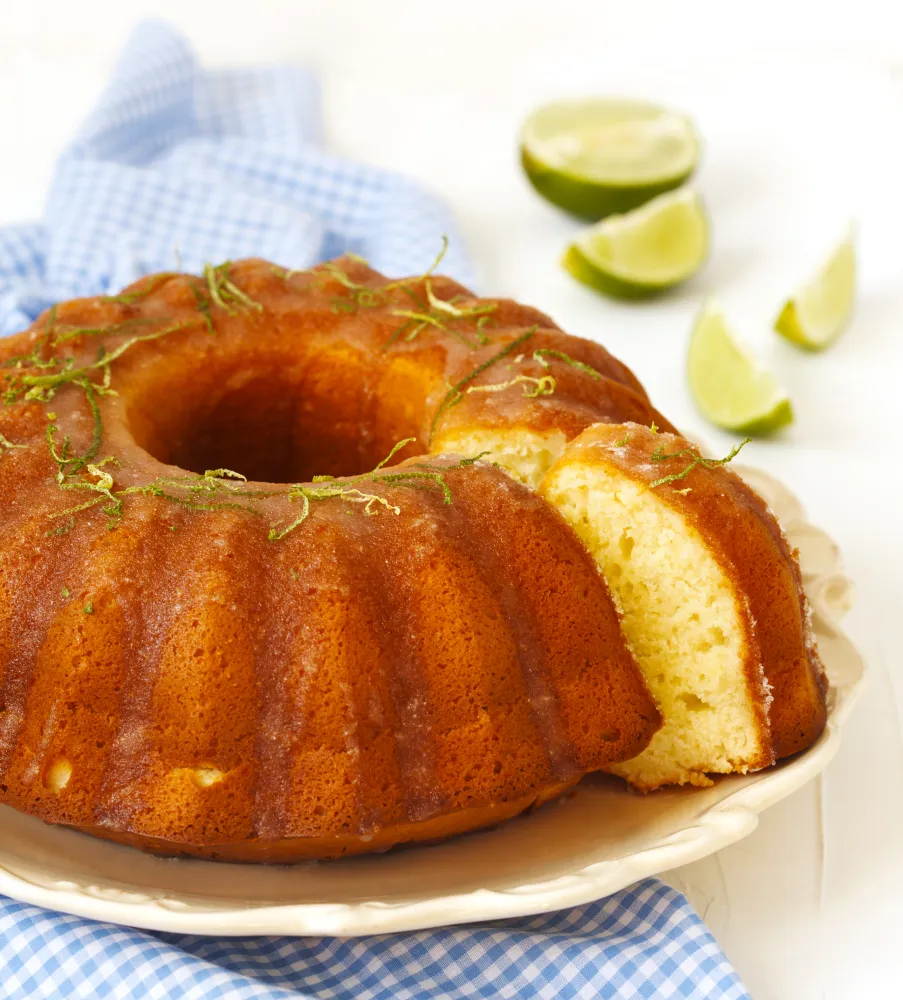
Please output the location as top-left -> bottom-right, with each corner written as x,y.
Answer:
774,227 -> 856,351
562,188 -> 709,299
688,299 -> 794,435
521,98 -> 700,220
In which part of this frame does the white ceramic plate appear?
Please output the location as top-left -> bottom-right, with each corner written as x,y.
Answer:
0,466 -> 863,936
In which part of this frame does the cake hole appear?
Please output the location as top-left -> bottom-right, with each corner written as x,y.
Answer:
190,767 -> 225,788
618,531 -> 635,559
600,728 -> 622,742
44,757 -> 72,793
126,358 -> 428,483
678,693 -> 714,713
695,625 -> 730,654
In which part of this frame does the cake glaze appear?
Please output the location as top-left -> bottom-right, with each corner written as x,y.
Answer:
0,258 -> 667,860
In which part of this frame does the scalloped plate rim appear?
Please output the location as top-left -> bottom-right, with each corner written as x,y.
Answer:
0,463 -> 864,936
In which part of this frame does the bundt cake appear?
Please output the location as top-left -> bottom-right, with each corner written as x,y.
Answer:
0,256 -> 668,861
0,253 -> 826,861
540,422 -> 828,791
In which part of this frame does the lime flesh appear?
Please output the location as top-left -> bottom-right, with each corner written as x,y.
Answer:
562,188 -> 708,300
688,300 -> 794,435
521,98 -> 700,220
774,229 -> 856,351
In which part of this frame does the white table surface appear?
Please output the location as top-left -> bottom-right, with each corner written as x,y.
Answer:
2,2 -> 901,996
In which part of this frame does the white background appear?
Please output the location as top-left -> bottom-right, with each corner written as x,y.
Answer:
2,3 -> 902,996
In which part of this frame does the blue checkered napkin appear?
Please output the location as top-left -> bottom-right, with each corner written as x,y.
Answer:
0,19 -> 750,1000
0,18 -> 474,337
0,879 -> 749,1000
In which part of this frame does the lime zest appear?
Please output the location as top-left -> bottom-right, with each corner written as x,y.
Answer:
467,374 -> 556,398
649,438 -> 750,489
533,349 -> 601,379
429,328 -> 537,442
203,262 -> 263,316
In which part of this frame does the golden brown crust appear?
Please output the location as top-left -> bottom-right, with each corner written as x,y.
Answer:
65,779 -> 578,862
0,260 -> 671,480
0,459 -> 660,851
0,259 -> 663,860
553,423 -> 827,764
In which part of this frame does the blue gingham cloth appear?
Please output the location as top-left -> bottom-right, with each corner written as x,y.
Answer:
0,20 -> 751,1000
0,881 -> 749,1000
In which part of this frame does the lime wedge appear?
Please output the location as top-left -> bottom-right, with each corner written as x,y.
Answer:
774,227 -> 856,351
688,299 -> 794,435
562,188 -> 708,299
521,98 -> 700,220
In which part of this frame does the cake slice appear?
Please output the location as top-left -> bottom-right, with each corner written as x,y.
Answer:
540,422 -> 827,791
